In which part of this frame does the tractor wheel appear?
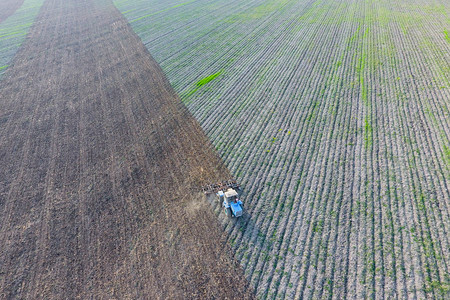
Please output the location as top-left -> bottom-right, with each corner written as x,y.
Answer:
224,207 -> 232,218
227,207 -> 232,218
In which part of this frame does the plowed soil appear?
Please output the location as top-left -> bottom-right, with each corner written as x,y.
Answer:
0,0 -> 24,24
0,0 -> 253,298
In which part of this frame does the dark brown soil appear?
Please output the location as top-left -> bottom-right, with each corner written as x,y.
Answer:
0,0 -> 24,24
0,0 -> 254,298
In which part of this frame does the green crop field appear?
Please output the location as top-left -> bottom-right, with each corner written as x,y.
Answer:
114,0 -> 449,298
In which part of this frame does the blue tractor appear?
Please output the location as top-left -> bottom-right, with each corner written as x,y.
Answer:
217,188 -> 243,218
202,180 -> 243,218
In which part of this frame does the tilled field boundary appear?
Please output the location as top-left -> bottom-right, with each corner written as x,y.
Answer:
0,0 -> 24,24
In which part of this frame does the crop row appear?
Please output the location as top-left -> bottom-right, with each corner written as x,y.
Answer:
115,0 -> 450,298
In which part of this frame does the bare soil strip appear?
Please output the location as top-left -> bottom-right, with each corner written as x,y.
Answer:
0,0 -> 254,298
0,0 -> 24,24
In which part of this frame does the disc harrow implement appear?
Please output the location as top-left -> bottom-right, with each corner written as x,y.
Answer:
202,179 -> 240,194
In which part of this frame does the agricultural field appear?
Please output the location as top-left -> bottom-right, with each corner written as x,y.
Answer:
0,0 -> 24,23
114,0 -> 450,298
0,0 -> 45,77
0,0 -> 253,298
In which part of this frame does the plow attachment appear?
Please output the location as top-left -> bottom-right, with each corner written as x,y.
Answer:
201,179 -> 240,194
